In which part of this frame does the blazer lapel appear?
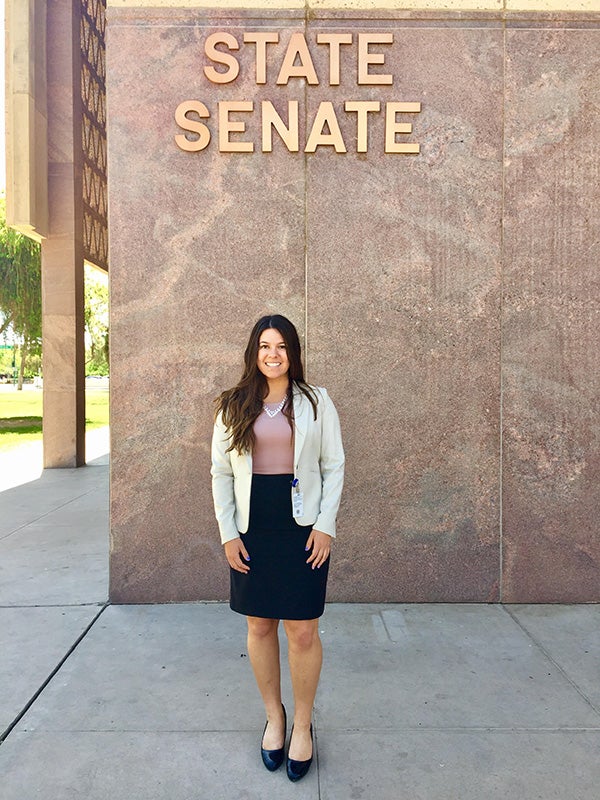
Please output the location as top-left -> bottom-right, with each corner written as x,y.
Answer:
293,388 -> 311,466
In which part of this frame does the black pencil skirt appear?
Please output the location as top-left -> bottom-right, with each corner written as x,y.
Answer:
230,473 -> 330,620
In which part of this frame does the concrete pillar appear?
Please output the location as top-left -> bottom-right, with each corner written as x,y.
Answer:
41,0 -> 86,468
41,244 -> 86,469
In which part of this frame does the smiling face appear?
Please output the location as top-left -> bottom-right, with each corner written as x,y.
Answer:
256,328 -> 290,382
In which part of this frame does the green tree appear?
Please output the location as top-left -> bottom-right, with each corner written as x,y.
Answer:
84,264 -> 109,375
0,197 -> 42,389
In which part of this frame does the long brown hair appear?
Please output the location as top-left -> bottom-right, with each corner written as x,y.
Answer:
215,315 -> 318,454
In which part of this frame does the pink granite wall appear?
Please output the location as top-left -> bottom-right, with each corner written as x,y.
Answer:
106,7 -> 600,603
502,25 -> 600,602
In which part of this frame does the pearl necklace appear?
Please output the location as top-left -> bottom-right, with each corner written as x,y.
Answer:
263,397 -> 286,418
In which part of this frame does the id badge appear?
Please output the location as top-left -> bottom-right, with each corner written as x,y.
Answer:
292,491 -> 304,518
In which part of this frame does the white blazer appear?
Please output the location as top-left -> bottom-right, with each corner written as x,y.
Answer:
211,385 -> 344,545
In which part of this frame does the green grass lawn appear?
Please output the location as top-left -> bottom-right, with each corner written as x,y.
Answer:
0,387 -> 109,452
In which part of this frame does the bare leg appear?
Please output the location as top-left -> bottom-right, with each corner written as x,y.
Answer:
246,616 -> 286,749
284,618 -> 322,761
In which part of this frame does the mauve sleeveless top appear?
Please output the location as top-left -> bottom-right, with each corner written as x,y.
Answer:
252,404 -> 294,475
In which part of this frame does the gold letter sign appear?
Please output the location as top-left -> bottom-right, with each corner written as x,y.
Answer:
175,31 -> 421,155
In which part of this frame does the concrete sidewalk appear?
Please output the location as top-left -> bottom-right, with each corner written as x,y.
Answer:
0,452 -> 599,799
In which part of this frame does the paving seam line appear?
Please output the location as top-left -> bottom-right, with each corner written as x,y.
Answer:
11,726 -> 599,735
0,602 -> 110,746
378,609 -> 395,642
501,605 -> 600,718
314,721 -> 322,799
0,602 -> 106,609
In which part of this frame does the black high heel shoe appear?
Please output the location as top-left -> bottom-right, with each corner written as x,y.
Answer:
260,704 -> 287,772
286,724 -> 313,782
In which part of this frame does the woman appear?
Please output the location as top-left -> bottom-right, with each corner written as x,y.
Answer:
211,314 -> 344,782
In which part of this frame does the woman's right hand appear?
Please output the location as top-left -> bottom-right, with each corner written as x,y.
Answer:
224,537 -> 251,573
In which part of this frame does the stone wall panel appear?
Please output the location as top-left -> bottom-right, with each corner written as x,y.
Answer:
306,23 -> 503,601
108,11 -> 306,601
502,27 -> 600,602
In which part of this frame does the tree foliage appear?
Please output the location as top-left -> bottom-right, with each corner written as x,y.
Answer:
84,265 -> 109,375
0,199 -> 109,384
0,197 -> 42,387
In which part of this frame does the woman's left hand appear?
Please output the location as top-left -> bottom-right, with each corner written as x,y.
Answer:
305,529 -> 332,569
